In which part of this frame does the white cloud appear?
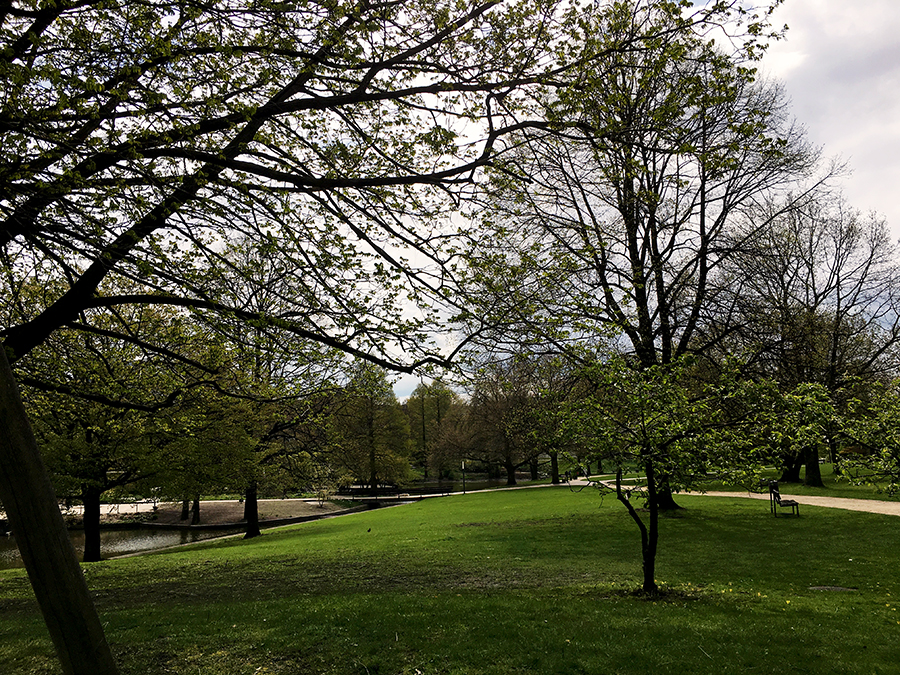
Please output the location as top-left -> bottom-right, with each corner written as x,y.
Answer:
761,1 -> 900,233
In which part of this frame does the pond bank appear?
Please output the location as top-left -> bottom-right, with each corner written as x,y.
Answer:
0,499 -> 370,570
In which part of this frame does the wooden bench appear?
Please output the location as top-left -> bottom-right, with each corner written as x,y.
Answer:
768,481 -> 800,517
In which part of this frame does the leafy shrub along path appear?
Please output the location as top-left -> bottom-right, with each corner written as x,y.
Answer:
2,488 -> 900,674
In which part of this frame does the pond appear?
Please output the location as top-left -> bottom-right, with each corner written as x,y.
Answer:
0,527 -> 244,570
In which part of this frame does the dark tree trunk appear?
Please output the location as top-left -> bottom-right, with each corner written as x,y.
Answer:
367,409 -> 378,498
180,498 -> 190,521
81,486 -> 103,563
190,496 -> 201,525
503,457 -> 517,486
780,454 -> 803,483
550,451 -> 560,484
804,446 -> 824,487
529,456 -> 539,481
243,480 -> 261,540
0,347 -> 120,674
653,480 -> 682,511
643,461 -> 660,594
829,437 -> 843,476
615,462 -> 659,595
420,395 -> 428,481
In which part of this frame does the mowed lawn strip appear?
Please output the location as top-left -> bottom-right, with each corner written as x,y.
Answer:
2,487 -> 899,674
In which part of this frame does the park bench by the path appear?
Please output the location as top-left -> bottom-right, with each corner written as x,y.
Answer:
768,481 -> 800,517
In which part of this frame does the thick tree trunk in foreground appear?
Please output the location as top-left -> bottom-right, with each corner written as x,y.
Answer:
0,348 -> 119,674
243,480 -> 261,540
550,451 -> 560,484
81,486 -> 103,563
180,498 -> 190,521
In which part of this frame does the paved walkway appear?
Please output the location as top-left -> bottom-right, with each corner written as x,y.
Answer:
573,478 -> 900,516
694,491 -> 900,516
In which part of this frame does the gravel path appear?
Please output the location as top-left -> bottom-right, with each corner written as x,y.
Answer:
572,479 -> 900,517
694,491 -> 900,516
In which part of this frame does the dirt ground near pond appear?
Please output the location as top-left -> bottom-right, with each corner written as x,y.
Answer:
101,498 -> 349,527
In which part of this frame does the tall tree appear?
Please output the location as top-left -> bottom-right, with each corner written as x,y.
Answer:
406,379 -> 460,479
716,194 -> 900,483
11,292 -> 224,561
327,362 -> 412,495
466,357 -> 540,485
466,0 -> 819,507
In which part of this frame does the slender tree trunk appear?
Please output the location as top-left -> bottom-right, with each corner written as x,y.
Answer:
804,446 -> 824,488
190,496 -> 201,525
0,347 -> 120,674
180,498 -> 190,521
529,456 -> 539,481
828,437 -> 842,476
81,486 -> 103,563
615,463 -> 659,595
420,394 -> 428,481
367,406 -> 378,497
550,451 -> 560,485
643,460 -> 660,594
243,480 -> 261,539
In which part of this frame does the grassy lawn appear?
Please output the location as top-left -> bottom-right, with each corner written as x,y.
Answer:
2,487 -> 899,674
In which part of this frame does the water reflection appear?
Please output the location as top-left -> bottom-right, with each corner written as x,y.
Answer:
0,527 -> 243,570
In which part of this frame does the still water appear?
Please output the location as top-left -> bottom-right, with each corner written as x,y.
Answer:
0,527 -> 244,570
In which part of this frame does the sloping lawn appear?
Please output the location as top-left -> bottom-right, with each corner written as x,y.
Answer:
2,487 -> 899,674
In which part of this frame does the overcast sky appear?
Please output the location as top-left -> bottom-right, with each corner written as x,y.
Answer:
761,0 -> 900,234
394,2 -> 900,398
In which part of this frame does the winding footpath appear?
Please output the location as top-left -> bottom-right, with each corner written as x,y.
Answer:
573,478 -> 900,516
695,491 -> 900,516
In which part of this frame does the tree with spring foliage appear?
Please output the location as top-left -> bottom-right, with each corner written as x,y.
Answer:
13,293 -> 229,561
406,379 -> 460,480
326,362 -> 412,495
714,193 -> 900,483
465,0 -> 820,509
568,355 -> 830,595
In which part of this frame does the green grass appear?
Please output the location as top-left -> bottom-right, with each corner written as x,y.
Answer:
2,487 -> 900,674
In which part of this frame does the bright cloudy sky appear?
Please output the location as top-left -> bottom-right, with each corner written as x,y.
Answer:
394,1 -> 900,398
761,0 -> 900,234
